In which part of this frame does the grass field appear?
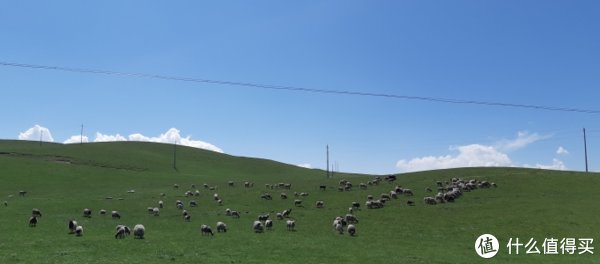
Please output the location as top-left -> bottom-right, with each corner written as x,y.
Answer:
0,140 -> 598,263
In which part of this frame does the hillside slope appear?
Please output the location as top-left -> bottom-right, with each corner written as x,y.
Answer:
0,140 -> 598,263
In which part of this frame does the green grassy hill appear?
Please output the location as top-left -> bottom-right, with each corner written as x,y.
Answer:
0,140 -> 598,263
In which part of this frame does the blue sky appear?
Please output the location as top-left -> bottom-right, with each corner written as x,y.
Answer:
1,1 -> 599,174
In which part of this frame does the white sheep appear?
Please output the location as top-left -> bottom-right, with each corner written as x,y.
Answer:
68,220 -> 78,234
334,223 -> 343,234
294,199 -> 302,207
83,208 -> 92,218
158,200 -> 164,208
184,214 -> 191,222
347,224 -> 356,236
225,208 -> 231,216
75,225 -> 83,237
133,224 -> 145,239
112,211 -> 121,219
32,208 -> 42,217
200,224 -> 214,236
231,211 -> 240,218
286,220 -> 295,231
153,207 -> 160,216
115,225 -> 130,239
189,200 -> 198,207
216,221 -> 227,233
28,216 -> 37,227
253,221 -> 264,233
315,201 -> 324,208
99,209 -> 107,215
265,219 -> 273,230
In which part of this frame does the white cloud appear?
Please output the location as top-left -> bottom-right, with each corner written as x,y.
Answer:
18,125 -> 54,142
556,146 -> 569,155
396,144 -> 512,172
94,132 -> 127,142
296,163 -> 312,169
496,131 -> 549,152
127,128 -> 223,153
63,135 -> 90,144
526,158 -> 567,171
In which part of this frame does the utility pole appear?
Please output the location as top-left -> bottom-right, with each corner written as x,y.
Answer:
584,128 -> 589,173
173,142 -> 177,170
326,145 -> 330,179
80,124 -> 84,144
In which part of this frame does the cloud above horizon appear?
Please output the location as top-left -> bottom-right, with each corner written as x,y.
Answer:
18,125 -> 54,142
556,146 -> 569,155
396,131 -> 566,172
19,125 -> 223,153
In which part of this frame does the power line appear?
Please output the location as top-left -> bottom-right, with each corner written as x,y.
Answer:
2,61 -> 600,114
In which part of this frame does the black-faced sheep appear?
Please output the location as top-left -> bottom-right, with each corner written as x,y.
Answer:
75,226 -> 83,237
334,222 -> 343,234
231,211 -> 240,218
158,201 -> 164,208
184,214 -> 191,222
286,220 -> 295,231
294,199 -> 302,207
29,216 -> 37,227
351,202 -> 360,209
200,224 -> 214,236
265,219 -> 273,230
112,211 -> 121,219
216,221 -> 227,233
282,208 -> 292,218
228,181 -> 234,187
83,208 -> 92,218
68,220 -> 78,234
280,193 -> 287,199
319,185 -> 327,191
423,197 -> 437,205
115,225 -> 131,239
260,193 -> 272,200
345,214 -> 359,224
253,221 -> 264,233
315,201 -> 324,208
99,209 -> 107,215
153,207 -> 160,216
347,224 -> 356,236
189,200 -> 198,207
133,224 -> 145,239
32,208 -> 42,217
276,213 -> 283,220
258,214 -> 270,222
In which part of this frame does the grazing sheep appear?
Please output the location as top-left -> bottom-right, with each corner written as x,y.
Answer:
213,193 -> 219,201
194,190 -> 201,196
32,208 -> 42,217
367,195 -> 373,200
338,186 -> 344,192
225,208 -> 232,216
345,214 -> 359,224
319,185 -> 327,191
351,202 -> 360,209
68,220 -> 78,233
334,223 -> 343,234
203,183 -> 209,189
99,209 -> 107,215
75,226 -> 83,236
175,200 -> 184,209
492,182 -> 497,188
19,190 -> 27,197
245,182 -> 250,188
407,200 -> 415,206
127,189 -> 135,194
423,197 -> 437,205
347,224 -> 356,236
253,221 -> 264,233
185,191 -> 194,197
111,211 -> 121,219
201,225 -> 214,236
426,187 -> 433,192
153,207 -> 160,216
300,192 -> 309,197
3,201 -> 7,206
216,199 -> 223,205
231,211 -> 240,218
189,200 -> 198,207
315,201 -> 324,208
260,193 -> 272,200
258,214 -> 270,222
294,199 -> 302,207
83,208 -> 92,218
265,219 -> 273,230
160,193 -> 166,197
390,191 -> 398,199
29,216 -> 37,227
133,224 -> 145,239
173,184 -> 179,189
280,193 -> 288,199
184,214 -> 191,222
147,207 -> 154,214
282,208 -> 292,218
276,213 -> 283,220
403,189 -> 414,196
182,210 -> 189,217
115,225 -> 131,239
228,181 -> 234,187
348,207 -> 354,214
158,201 -> 164,208
286,220 -> 295,231
216,221 -> 227,233
380,193 -> 391,201
191,184 -> 196,189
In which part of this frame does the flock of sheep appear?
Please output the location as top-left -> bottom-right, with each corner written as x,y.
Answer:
18,175 -> 496,241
